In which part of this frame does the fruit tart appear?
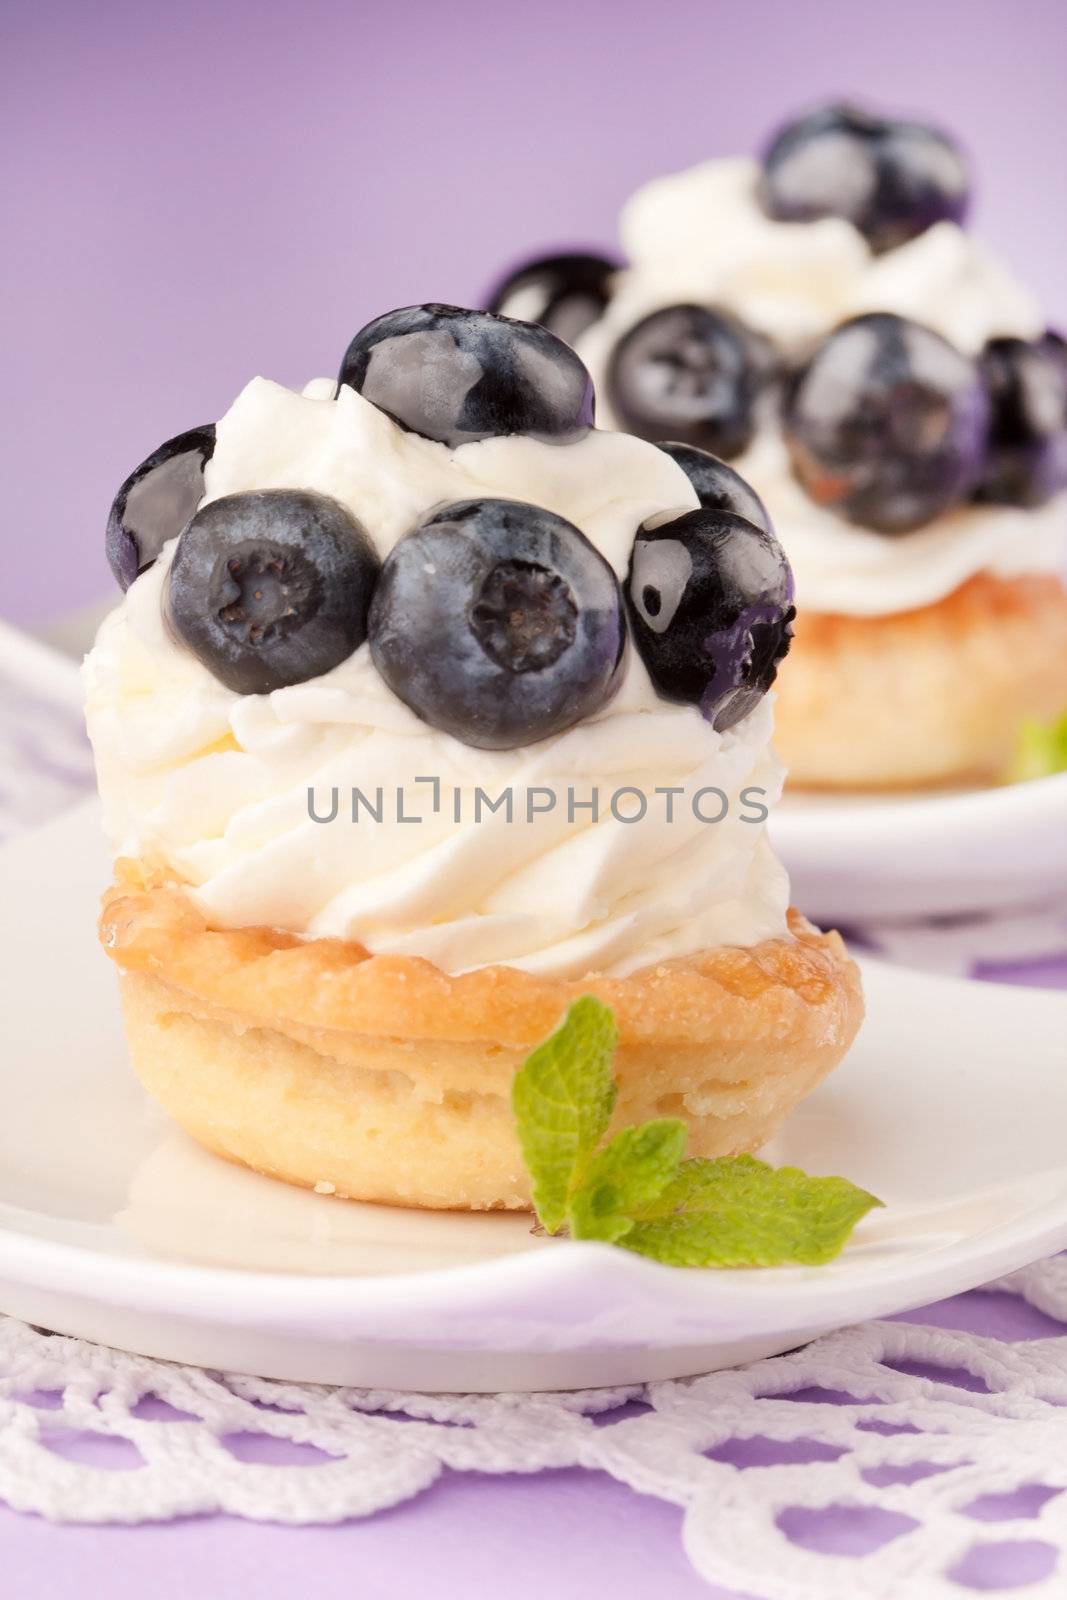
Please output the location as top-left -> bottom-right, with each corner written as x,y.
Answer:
489,105 -> 1067,788
87,305 -> 862,1210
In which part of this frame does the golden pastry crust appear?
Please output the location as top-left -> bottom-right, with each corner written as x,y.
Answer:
101,880 -> 863,1211
774,572 -> 1067,789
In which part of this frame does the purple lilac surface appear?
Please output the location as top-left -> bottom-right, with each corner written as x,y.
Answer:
5,0 -> 1067,1593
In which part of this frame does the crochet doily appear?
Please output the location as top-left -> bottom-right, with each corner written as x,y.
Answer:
0,1259 -> 1065,1596
0,649 -> 95,843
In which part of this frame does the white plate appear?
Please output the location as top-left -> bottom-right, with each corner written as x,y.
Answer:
1,800 -> 1065,1392
771,773 -> 1067,924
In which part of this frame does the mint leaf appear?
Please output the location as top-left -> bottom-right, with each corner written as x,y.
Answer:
569,1120 -> 687,1244
1006,711 -> 1067,783
511,996 -> 618,1234
620,1156 -> 882,1267
512,1000 -> 880,1266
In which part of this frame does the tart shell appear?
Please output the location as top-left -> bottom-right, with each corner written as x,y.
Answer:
774,572 -> 1067,789
100,879 -> 863,1212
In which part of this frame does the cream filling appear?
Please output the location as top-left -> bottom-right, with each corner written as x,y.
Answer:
604,155 -> 1042,358
85,376 -> 790,978
736,434 -> 1067,616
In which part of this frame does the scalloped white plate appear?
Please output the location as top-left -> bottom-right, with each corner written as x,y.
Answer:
771,773 -> 1067,924
1,799 -> 1065,1391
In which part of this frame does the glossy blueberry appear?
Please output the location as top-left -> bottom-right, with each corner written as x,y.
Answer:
656,442 -> 772,533
485,251 -> 619,346
167,490 -> 380,695
338,303 -> 595,447
607,305 -> 766,460
782,313 -> 990,533
759,102 -> 970,254
974,332 -> 1067,507
627,510 -> 794,731
106,425 -> 215,590
368,499 -> 625,749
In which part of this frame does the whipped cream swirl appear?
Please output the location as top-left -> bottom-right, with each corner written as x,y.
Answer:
85,378 -> 790,979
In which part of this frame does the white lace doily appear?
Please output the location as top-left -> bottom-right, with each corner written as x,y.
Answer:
860,908 -> 1067,982
1,1260 -> 1065,1596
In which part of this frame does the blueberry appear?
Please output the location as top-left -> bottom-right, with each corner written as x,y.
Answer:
485,251 -> 619,346
656,442 -> 773,533
606,305 -> 766,460
782,313 -> 990,533
626,510 -> 794,731
759,102 -> 970,254
368,499 -> 625,749
167,490 -> 380,695
974,332 -> 1067,507
338,303 -> 595,447
106,425 -> 215,590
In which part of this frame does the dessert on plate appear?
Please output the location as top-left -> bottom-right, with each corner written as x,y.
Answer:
488,104 -> 1067,788
86,304 -> 862,1211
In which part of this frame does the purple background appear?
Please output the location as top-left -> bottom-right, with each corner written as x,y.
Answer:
5,0 -> 1067,1592
4,0 -> 1067,628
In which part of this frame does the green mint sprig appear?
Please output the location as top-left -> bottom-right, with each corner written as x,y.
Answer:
1006,711 -> 1067,784
512,997 -> 880,1268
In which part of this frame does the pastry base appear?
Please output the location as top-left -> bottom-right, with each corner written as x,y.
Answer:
774,572 -> 1067,789
100,880 -> 863,1212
